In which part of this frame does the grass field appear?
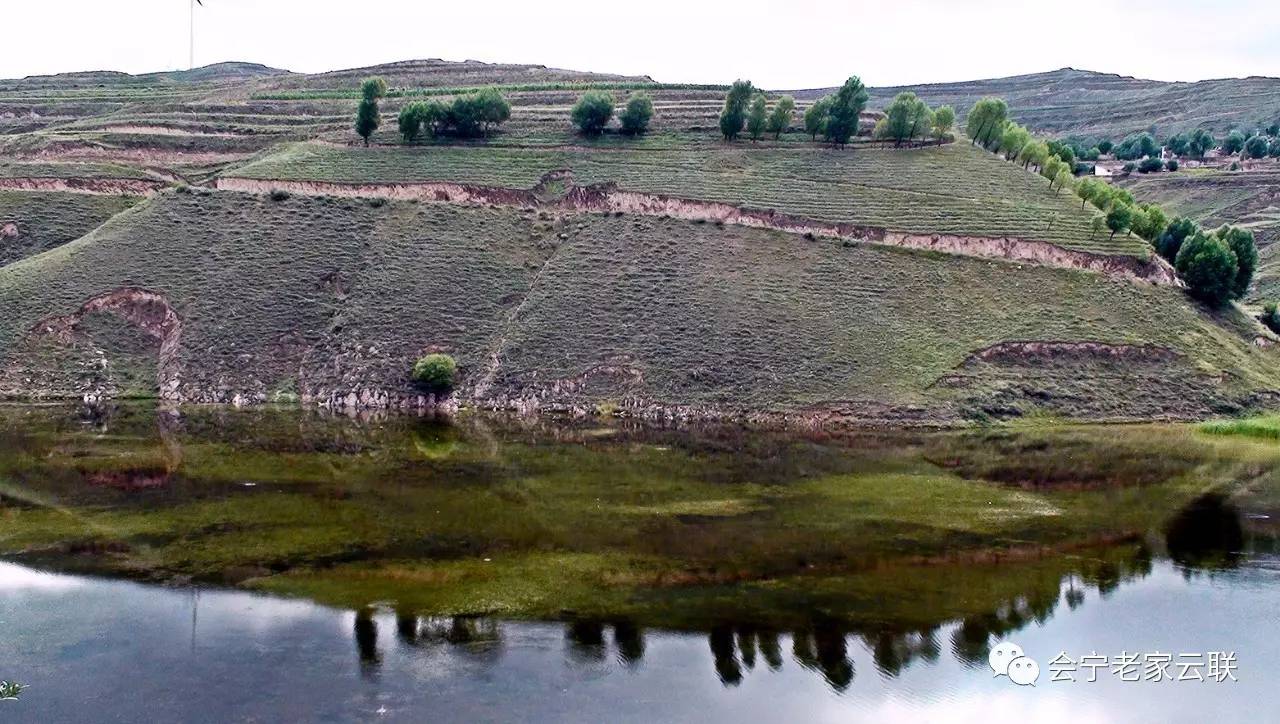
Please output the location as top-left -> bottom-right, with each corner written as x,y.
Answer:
0,191 -> 141,267
0,190 -> 1270,419
1200,415 -> 1280,440
0,161 -> 159,180
232,142 -> 1147,255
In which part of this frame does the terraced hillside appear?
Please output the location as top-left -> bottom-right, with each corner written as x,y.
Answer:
1122,168 -> 1280,300
0,189 -> 1274,422
226,141 -> 1151,258
2,58 -> 1279,422
795,68 -> 1280,141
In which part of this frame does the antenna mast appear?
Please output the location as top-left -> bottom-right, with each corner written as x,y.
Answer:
189,0 -> 204,70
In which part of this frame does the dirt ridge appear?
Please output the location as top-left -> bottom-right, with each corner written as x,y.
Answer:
215,175 -> 1179,286
0,177 -> 164,195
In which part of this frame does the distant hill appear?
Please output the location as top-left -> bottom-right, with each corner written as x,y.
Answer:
252,58 -> 652,92
2,61 -> 290,89
793,68 -> 1280,141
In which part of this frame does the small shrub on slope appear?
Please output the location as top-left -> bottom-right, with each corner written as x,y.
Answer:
412,354 -> 457,393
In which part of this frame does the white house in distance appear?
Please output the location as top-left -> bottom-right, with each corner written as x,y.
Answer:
1094,165 -> 1114,177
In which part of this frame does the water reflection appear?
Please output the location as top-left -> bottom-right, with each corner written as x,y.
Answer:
2,402 -> 1277,716
1165,493 -> 1246,573
327,538 -> 1181,693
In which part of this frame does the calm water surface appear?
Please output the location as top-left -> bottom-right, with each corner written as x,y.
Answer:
1,404 -> 1278,722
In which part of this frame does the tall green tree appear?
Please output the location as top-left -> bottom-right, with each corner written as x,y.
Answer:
932,105 -> 955,141
619,93 -> 654,135
1244,135 -> 1270,159
824,76 -> 869,146
473,87 -> 511,137
1222,130 -> 1247,155
1188,129 -> 1215,158
1176,232 -> 1239,306
766,95 -> 795,139
571,90 -> 615,135
1156,217 -> 1197,262
719,79 -> 755,141
746,94 -> 768,141
354,76 -> 387,146
803,97 -> 831,141
1106,203 -> 1134,239
965,97 -> 1008,148
1019,140 -> 1049,170
999,123 -> 1031,161
1216,225 -> 1258,299
1165,133 -> 1190,156
880,92 -> 932,146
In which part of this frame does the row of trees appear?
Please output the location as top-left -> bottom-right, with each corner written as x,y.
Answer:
873,93 -> 955,146
352,76 -> 515,144
569,91 -> 654,136
968,97 -> 1259,307
717,77 -> 880,146
1062,126 -> 1280,165
397,87 -> 511,142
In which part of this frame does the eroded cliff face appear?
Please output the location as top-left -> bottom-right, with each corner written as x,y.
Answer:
0,178 -> 163,195
215,174 -> 1178,286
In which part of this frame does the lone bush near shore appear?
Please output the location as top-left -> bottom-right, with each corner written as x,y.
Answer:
412,354 -> 457,392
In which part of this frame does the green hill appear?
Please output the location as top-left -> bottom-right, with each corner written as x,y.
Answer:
0,187 -> 1273,422
1,59 -> 1278,422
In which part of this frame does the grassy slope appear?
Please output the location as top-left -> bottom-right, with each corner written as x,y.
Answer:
0,191 -> 140,266
0,190 -> 1272,418
232,141 -> 1146,256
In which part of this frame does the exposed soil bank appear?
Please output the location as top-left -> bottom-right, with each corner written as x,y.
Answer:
215,175 -> 1179,286
0,177 -> 163,195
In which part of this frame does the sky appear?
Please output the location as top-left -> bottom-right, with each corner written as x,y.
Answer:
6,0 -> 1280,88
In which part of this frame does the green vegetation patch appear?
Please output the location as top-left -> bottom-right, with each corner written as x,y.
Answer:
1200,415 -> 1280,440
233,142 -> 1144,255
0,191 -> 140,267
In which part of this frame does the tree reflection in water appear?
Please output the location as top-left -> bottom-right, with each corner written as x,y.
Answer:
345,538 -> 1202,694
354,606 -> 380,678
1165,493 -> 1246,575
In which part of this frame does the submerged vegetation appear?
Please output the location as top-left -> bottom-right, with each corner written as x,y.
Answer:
0,404 -> 1271,629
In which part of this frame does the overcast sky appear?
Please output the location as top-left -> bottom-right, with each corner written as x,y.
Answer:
8,0 -> 1280,87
